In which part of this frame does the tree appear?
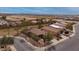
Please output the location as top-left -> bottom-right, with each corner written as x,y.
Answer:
0,36 -> 6,48
0,36 -> 14,48
2,16 -> 6,20
66,23 -> 73,30
43,32 -> 53,42
46,32 -> 53,41
2,36 -> 14,44
48,19 -> 56,24
36,18 -> 44,24
21,18 -> 32,26
7,37 -> 14,44
15,18 -> 26,35
54,33 -> 62,41
36,18 -> 44,29
21,18 -> 26,26
38,24 -> 43,29
27,32 -> 40,41
36,19 -> 40,24
23,18 -> 26,21
40,18 -> 44,24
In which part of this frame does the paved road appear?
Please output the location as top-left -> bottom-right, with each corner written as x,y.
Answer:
14,38 -> 34,51
48,23 -> 79,51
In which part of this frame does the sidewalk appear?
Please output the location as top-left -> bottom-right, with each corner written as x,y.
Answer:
7,45 -> 16,51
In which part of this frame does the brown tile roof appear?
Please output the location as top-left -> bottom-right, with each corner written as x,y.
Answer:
41,26 -> 63,35
29,28 -> 46,36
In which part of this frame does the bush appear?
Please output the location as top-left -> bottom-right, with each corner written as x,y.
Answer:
27,32 -> 40,41
66,23 -> 73,30
42,32 -> 53,42
0,36 -> 14,45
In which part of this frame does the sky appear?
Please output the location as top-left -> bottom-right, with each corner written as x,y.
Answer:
0,7 -> 79,15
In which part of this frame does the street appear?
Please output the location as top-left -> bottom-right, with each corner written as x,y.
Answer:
14,38 -> 34,51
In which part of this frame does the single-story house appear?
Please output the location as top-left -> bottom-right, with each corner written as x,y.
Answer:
41,26 -> 64,38
22,28 -> 47,47
0,19 -> 8,25
42,22 -> 70,38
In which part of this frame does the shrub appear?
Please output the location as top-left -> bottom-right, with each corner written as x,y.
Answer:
0,36 -> 14,45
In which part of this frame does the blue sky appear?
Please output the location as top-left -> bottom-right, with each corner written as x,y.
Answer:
0,7 -> 79,15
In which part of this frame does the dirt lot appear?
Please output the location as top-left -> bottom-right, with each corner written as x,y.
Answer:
0,28 -> 17,36
6,15 -> 38,21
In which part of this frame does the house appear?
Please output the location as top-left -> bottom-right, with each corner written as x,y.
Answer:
41,26 -> 64,38
31,20 -> 37,23
0,19 -> 8,25
22,28 -> 47,47
0,19 -> 9,27
42,22 -> 70,38
42,23 -> 65,36
9,21 -> 17,27
8,20 -> 22,27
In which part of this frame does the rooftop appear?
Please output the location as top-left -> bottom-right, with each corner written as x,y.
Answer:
29,28 -> 46,36
42,26 -> 63,34
49,22 -> 66,29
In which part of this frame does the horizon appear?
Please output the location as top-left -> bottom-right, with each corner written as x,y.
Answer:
0,7 -> 79,15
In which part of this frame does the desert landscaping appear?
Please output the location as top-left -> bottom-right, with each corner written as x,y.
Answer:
0,14 -> 77,51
